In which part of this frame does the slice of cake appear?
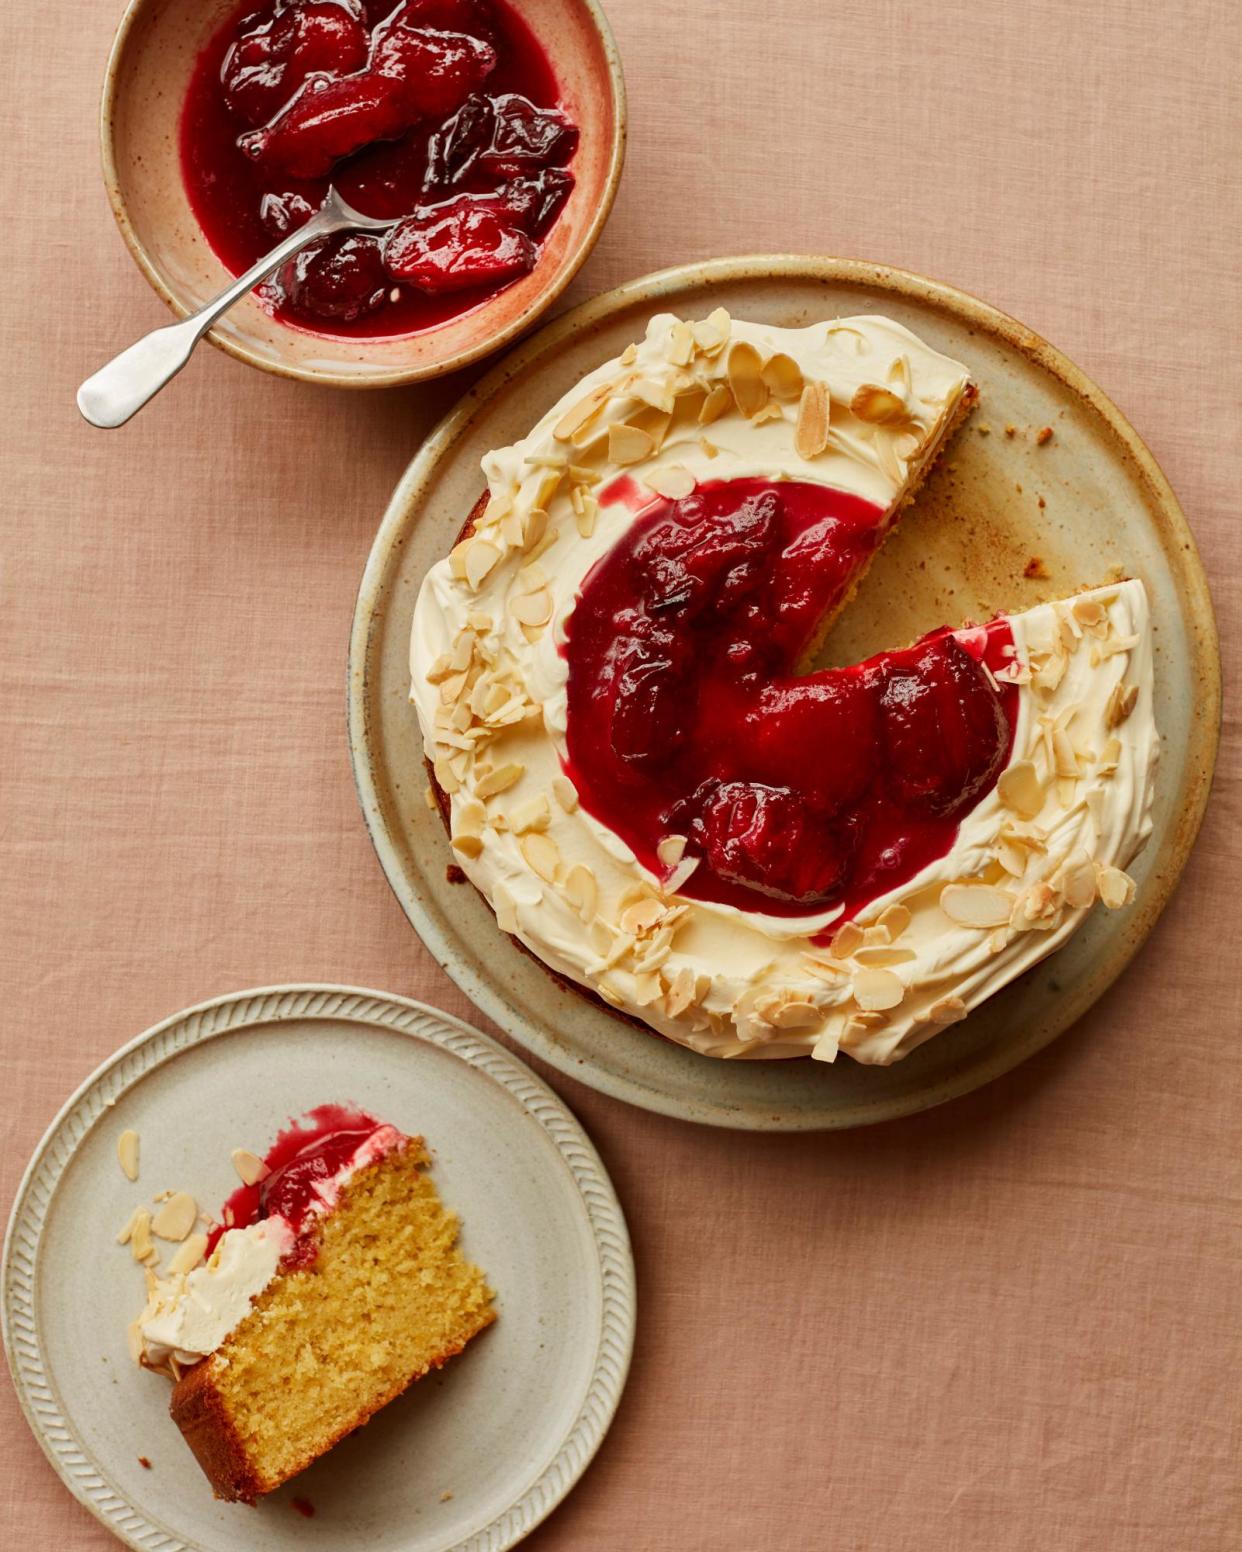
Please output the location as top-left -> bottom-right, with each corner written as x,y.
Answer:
125,1106 -> 494,1502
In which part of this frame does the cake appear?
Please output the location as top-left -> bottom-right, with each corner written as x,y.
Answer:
122,1107 -> 494,1502
408,309 -> 1159,1064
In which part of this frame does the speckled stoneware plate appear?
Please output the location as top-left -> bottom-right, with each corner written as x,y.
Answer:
2,986 -> 634,1552
349,255 -> 1221,1130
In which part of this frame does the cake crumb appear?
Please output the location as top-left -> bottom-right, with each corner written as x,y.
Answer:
1036,426 -> 1054,445
440,1489 -> 454,1502
423,783 -> 438,812
445,864 -> 467,885
1004,424 -> 1016,437
138,1457 -> 152,1470
291,1497 -> 315,1518
117,1130 -> 139,1182
1037,495 -> 1046,509
1024,557 -> 1050,580
976,423 -> 991,436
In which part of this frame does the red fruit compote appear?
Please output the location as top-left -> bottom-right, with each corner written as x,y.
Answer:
181,0 -> 579,336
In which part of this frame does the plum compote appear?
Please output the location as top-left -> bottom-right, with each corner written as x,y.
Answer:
181,0 -> 579,336
563,479 -> 1018,924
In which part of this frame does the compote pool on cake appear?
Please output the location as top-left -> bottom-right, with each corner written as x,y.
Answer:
182,0 -> 579,333
408,311 -> 1159,1064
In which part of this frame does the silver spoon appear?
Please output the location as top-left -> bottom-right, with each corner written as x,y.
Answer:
77,187 -> 396,429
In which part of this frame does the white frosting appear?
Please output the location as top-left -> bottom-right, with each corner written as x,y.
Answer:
135,1123 -> 405,1370
408,310 -> 1158,1064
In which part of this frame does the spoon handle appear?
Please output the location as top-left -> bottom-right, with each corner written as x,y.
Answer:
76,201 -> 355,430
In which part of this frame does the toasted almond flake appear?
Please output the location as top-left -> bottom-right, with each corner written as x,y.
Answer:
662,856 -> 700,895
116,1206 -> 144,1246
448,538 -> 471,581
130,1209 -> 155,1263
425,653 -> 454,685
1096,864 -> 1136,909
537,779 -> 573,818
619,343 -> 638,367
438,670 -> 467,707
521,831 -> 560,884
451,833 -> 483,860
940,883 -> 1014,928
877,903 -> 911,939
231,1148 -> 268,1186
464,539 -> 501,590
575,493 -> 599,538
1059,850 -> 1098,909
691,307 -> 731,353
698,384 -> 733,425
620,897 -> 666,936
887,353 -> 911,389
455,796 -> 486,834
562,863 -> 597,923
476,762 -> 524,798
751,401 -> 784,426
432,756 -> 460,796
927,995 -> 968,1026
851,383 -> 906,424
450,628 -> 475,671
168,1233 -> 209,1277
657,834 -> 687,867
1051,728 -> 1079,779
794,381 -> 830,458
509,794 -> 550,834
596,978 -> 625,1008
608,423 -> 656,466
726,341 -> 768,417
646,464 -> 696,500
697,437 -> 719,459
663,966 -> 697,1017
522,507 -> 549,555
1107,682 -> 1139,728
998,760 -> 1045,819
633,971 -> 664,1007
151,1192 -> 198,1243
118,1130 -> 139,1182
482,488 -> 514,522
830,921 -> 865,958
631,377 -> 675,414
1072,595 -> 1105,626
500,508 -> 524,548
761,351 -> 804,399
854,967 -> 905,1011
666,320 -> 695,366
553,383 -> 611,442
770,999 -> 823,1029
510,588 -> 553,628
854,945 -> 917,967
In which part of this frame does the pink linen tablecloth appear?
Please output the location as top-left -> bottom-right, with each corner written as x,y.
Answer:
3,0 -> 1240,1547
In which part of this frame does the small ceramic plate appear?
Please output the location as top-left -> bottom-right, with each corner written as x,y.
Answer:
2,986 -> 634,1552
349,256 -> 1221,1130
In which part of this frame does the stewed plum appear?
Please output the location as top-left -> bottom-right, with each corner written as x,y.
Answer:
181,0 -> 579,334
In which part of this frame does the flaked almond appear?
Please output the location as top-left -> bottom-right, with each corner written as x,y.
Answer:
770,999 -> 822,1030
451,833 -> 483,860
464,539 -> 501,590
853,945 -> 917,967
998,760 -> 1045,819
698,436 -> 719,459
1051,728 -> 1079,779
116,1206 -> 144,1246
851,383 -> 906,424
927,995 -> 968,1025
521,831 -> 561,884
633,971 -> 664,1007
1107,681 -> 1139,728
646,465 -> 696,500
762,352 -> 804,399
130,1209 -> 155,1264
448,538 -> 471,581
510,588 -> 553,628
608,423 -> 656,465
663,856 -> 700,895
631,377 -> 676,414
126,1320 -> 144,1365
424,653 -> 455,685
887,353 -> 911,389
1059,851 -> 1098,909
666,319 -> 695,366
794,381 -> 830,459
509,794 -> 550,834
152,1192 -> 198,1243
433,755 -> 461,795
1096,864 -> 1136,909
551,775 -> 579,812
231,1147 -> 268,1186
620,343 -> 639,367
1072,595 -> 1105,627
829,921 -> 864,958
664,966 -> 697,1018
117,1129 -> 139,1182
877,903 -> 911,939
726,340 -> 768,417
854,966 -> 905,1011
575,493 -> 599,538
476,762 -> 524,798
698,384 -> 733,425
522,507 -> 549,554
620,897 -> 666,936
691,307 -> 730,353
553,382 -> 611,442
940,883 -> 1014,928
168,1233 -> 209,1277
564,863 -> 598,923
656,834 -> 687,867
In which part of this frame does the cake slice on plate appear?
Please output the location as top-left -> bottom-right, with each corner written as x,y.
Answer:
125,1106 -> 494,1503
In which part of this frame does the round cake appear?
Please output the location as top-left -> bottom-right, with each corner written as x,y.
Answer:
408,310 -> 1159,1064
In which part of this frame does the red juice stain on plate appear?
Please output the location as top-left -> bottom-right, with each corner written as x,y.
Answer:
180,0 -> 578,337
562,478 -> 1018,928
207,1104 -> 389,1263
291,1496 -> 316,1517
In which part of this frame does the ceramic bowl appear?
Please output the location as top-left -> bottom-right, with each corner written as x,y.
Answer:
100,0 -> 626,388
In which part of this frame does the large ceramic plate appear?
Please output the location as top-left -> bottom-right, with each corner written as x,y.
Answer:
2,986 -> 634,1552
349,256 -> 1220,1130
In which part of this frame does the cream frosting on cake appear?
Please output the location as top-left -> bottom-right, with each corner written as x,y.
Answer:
408,310 -> 1159,1064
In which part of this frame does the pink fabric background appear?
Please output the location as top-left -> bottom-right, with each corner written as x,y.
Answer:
3,0 -> 1240,1546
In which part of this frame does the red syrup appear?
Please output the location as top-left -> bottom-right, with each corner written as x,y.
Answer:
562,478 -> 1019,926
207,1104 -> 402,1267
180,0 -> 577,337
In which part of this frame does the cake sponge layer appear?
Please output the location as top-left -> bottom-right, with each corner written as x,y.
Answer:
170,1142 -> 495,1501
